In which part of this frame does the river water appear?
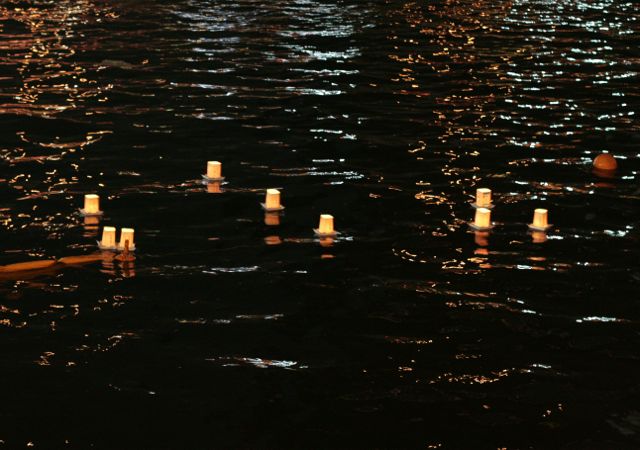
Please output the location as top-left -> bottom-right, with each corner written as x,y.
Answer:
1,0 -> 639,448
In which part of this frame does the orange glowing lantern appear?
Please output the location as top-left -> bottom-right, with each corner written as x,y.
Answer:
314,214 -> 338,237
99,226 -> 117,250
80,194 -> 103,216
468,207 -> 492,231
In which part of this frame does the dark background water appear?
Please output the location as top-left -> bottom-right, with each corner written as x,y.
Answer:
1,0 -> 639,448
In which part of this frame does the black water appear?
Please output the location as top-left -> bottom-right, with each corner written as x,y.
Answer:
1,0 -> 639,448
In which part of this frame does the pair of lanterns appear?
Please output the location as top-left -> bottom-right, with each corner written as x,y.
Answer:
99,227 -> 135,251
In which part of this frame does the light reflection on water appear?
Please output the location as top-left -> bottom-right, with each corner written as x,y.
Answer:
0,0 -> 639,447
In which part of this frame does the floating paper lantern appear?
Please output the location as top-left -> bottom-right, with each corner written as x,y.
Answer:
314,214 -> 338,237
99,226 -> 117,250
80,194 -> 103,216
593,153 -> 617,171
528,208 -> 551,231
261,189 -> 285,212
472,188 -> 493,209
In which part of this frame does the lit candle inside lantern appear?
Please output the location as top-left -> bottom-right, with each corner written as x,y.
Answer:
80,194 -> 103,216
315,214 -> 336,236
473,208 -> 492,229
475,188 -> 492,208
533,209 -> 548,229
118,228 -> 135,250
100,226 -> 116,249
206,161 -> 222,180
265,189 -> 281,210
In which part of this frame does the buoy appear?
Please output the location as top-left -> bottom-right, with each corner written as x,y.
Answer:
203,161 -> 224,182
593,153 -> 617,171
314,214 -> 338,237
528,208 -> 552,231
468,207 -> 492,231
84,215 -> 100,227
472,188 -> 493,209
261,189 -> 285,212
80,194 -> 103,216
118,228 -> 135,251
98,226 -> 117,250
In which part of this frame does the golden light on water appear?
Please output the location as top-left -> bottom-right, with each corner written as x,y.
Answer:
264,212 -> 280,226
206,181 -> 222,194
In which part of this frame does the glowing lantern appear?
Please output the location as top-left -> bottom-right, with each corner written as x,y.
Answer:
314,214 -> 337,237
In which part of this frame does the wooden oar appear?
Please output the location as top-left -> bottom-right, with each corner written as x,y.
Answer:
0,260 -> 57,273
0,253 -> 110,274
58,254 -> 108,265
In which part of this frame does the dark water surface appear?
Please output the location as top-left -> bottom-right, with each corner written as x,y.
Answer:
1,0 -> 639,448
